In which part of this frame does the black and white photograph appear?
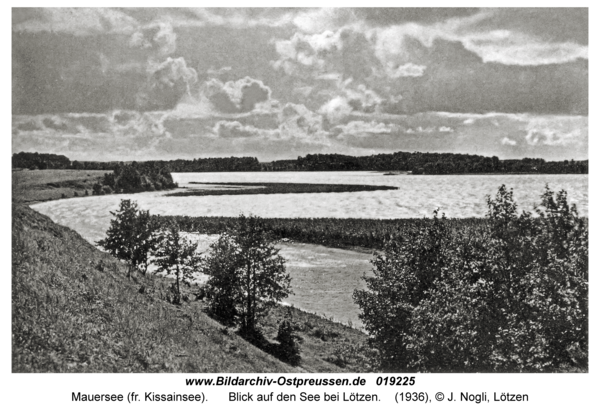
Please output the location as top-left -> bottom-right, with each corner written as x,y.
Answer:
9,5 -> 592,403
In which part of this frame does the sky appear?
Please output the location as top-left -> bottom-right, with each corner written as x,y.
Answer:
11,7 -> 588,162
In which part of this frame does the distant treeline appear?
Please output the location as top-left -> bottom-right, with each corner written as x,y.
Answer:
285,153 -> 588,174
13,151 -> 588,174
74,157 -> 261,173
12,152 -> 261,173
12,152 -> 71,170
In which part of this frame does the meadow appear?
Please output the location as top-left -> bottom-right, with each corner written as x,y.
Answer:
12,169 -> 106,203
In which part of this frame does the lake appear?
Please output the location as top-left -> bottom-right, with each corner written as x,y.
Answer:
31,172 -> 588,327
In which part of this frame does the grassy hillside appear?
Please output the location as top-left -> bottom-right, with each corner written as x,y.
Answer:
12,203 -> 300,372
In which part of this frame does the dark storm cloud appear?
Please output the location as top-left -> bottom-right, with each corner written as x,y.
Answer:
12,32 -> 146,114
389,39 -> 588,115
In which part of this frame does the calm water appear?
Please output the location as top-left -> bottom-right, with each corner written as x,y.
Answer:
31,172 -> 587,326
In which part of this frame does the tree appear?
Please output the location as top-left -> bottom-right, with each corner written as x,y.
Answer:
153,222 -> 201,305
203,215 -> 291,337
97,200 -> 158,278
352,210 -> 453,371
354,186 -> 588,372
202,234 -> 240,325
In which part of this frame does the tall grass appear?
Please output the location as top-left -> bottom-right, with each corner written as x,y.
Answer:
155,215 -> 488,250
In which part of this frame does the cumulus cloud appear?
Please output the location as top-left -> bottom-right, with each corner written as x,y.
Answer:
213,120 -> 264,138
207,103 -> 329,144
501,137 -> 517,146
203,77 -> 273,114
149,57 -> 197,91
165,76 -> 279,120
316,80 -> 389,124
271,30 -> 343,76
344,84 -> 383,112
523,116 -> 587,147
383,62 -> 427,78
134,57 -> 198,111
153,22 -> 177,56
108,111 -> 169,140
129,22 -> 178,58
319,97 -> 354,124
331,120 -> 396,138
278,103 -> 327,142
12,110 -> 175,161
524,128 -> 583,147
292,8 -> 358,34
207,66 -> 232,77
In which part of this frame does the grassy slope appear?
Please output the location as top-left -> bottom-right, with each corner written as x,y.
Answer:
12,203 -> 301,372
12,169 -> 107,204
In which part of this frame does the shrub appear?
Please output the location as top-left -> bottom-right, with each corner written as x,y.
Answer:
92,183 -> 102,195
276,320 -> 301,366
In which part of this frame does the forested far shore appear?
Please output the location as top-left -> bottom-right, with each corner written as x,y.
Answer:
13,151 -> 588,174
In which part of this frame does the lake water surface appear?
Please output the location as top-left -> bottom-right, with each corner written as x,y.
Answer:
31,172 -> 587,326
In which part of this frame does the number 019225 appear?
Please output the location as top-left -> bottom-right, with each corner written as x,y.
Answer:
376,377 -> 415,386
